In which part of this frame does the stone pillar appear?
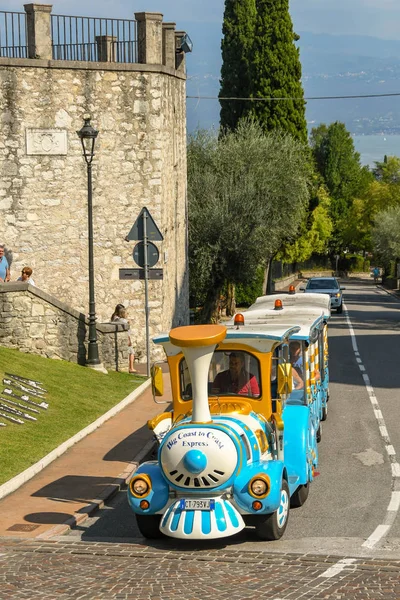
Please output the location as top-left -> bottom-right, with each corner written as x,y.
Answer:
135,12 -> 163,65
24,3 -> 53,60
96,35 -> 117,62
175,31 -> 187,74
162,22 -> 176,69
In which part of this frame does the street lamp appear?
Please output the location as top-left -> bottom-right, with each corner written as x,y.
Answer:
77,117 -> 101,368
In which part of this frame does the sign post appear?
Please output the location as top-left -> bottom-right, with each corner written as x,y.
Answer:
121,208 -> 163,377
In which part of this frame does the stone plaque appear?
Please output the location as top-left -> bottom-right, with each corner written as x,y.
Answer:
26,129 -> 67,155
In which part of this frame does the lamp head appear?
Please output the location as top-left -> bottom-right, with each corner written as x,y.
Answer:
77,117 -> 99,164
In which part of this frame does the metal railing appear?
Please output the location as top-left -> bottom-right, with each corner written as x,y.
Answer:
0,11 -> 27,58
51,14 -> 137,63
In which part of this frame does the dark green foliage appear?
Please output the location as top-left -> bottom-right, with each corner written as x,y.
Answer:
220,0 -> 257,130
249,0 -> 307,142
342,254 -> 370,273
235,265 -> 265,306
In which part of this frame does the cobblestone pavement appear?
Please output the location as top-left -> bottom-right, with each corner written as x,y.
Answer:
1,538 -> 399,599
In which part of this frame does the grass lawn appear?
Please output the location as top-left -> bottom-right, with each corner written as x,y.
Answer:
0,347 -> 147,485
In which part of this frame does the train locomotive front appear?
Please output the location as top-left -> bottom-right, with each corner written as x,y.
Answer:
127,323 -> 298,541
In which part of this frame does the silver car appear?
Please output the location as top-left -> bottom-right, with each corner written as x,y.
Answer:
301,277 -> 345,313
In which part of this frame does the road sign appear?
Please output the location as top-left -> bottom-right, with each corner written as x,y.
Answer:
119,268 -> 164,280
133,241 -> 159,268
125,207 -> 163,242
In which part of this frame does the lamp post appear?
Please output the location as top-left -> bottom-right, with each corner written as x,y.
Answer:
77,117 -> 101,367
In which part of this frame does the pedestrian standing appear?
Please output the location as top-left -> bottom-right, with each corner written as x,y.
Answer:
0,245 -> 10,282
111,305 -> 137,373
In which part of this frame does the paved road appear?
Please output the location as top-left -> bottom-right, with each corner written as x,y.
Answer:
2,278 -> 400,598
64,279 -> 400,557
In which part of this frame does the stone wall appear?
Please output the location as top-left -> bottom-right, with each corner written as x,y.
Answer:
0,5 -> 189,363
0,282 -> 131,371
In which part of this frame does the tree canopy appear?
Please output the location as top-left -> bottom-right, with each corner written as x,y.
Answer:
278,185 -> 333,263
310,121 -> 372,252
188,120 -> 311,321
219,0 -> 257,131
372,206 -> 400,263
219,0 -> 307,141
250,0 -> 307,141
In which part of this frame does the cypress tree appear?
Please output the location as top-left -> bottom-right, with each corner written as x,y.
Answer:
219,0 -> 257,131
250,0 -> 307,142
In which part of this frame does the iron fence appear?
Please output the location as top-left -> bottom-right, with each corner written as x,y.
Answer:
51,14 -> 137,63
0,11 -> 27,58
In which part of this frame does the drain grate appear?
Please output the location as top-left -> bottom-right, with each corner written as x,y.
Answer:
7,524 -> 40,532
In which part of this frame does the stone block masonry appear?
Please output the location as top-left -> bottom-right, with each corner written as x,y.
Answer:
0,283 -> 132,371
0,4 -> 190,364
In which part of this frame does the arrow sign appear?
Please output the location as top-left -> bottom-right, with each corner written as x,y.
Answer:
125,207 -> 163,242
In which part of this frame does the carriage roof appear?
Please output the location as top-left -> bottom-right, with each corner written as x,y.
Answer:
252,292 -> 331,317
153,323 -> 301,355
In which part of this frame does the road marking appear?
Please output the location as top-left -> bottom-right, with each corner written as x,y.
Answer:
392,463 -> 400,477
343,303 -> 400,550
319,558 -> 357,578
362,524 -> 391,549
388,491 -> 400,512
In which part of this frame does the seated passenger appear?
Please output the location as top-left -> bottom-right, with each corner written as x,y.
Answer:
289,341 -> 303,375
212,352 -> 260,397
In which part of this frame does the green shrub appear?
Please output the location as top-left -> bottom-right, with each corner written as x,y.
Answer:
343,255 -> 370,272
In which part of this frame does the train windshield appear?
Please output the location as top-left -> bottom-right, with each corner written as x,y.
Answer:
180,350 -> 261,401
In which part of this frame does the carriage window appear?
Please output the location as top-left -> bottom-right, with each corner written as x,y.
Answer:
180,350 -> 261,401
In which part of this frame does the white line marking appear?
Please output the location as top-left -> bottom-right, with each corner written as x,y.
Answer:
391,463 -> 400,478
388,491 -> 400,512
343,303 -> 400,550
319,558 -> 357,578
379,425 -> 389,438
363,524 -> 391,549
387,445 -> 396,456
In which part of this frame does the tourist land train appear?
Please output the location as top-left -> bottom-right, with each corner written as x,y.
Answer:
127,289 -> 331,541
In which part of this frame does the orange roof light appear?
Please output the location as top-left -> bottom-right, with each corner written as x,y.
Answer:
288,284 -> 296,295
274,299 -> 283,310
234,313 -> 245,327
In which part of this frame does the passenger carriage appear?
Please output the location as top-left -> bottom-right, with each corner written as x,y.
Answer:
127,292 -> 331,542
242,290 -> 331,432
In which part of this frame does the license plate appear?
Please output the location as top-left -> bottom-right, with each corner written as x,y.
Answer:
179,499 -> 215,510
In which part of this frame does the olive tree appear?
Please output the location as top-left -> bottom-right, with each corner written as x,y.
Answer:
372,206 -> 400,264
188,120 -> 310,322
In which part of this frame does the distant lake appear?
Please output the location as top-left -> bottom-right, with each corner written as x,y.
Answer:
353,135 -> 400,167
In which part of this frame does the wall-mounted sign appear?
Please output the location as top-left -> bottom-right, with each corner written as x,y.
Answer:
26,129 -> 68,156
119,268 -> 163,280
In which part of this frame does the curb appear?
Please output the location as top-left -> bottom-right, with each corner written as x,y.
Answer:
0,377 -> 152,502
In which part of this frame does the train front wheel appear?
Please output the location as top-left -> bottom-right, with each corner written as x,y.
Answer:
255,479 -> 290,541
135,514 -> 165,539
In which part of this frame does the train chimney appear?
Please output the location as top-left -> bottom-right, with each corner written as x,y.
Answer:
169,325 -> 227,422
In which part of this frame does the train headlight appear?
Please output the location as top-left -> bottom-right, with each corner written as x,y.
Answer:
130,474 -> 151,498
249,474 -> 270,498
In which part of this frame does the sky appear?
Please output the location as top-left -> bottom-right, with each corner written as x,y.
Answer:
2,0 -> 400,41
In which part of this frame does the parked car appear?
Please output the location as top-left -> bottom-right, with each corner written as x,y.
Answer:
300,277 -> 345,313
